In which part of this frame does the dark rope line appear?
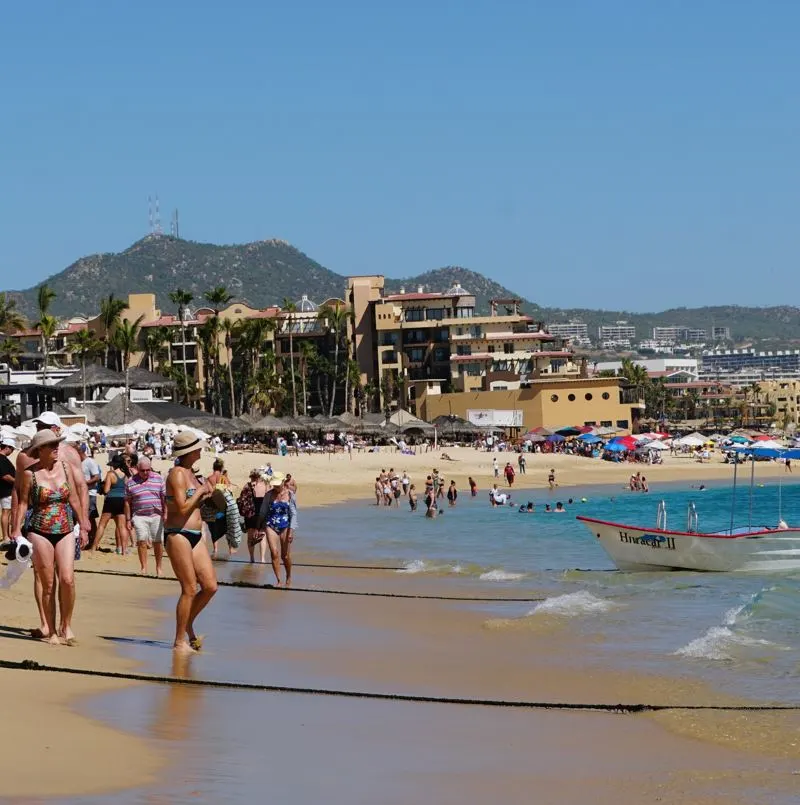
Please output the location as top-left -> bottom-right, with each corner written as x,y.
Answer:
74,568 -> 546,603
216,559 -> 408,571
1,659 -> 796,713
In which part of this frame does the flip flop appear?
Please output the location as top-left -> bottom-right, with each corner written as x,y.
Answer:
189,636 -> 204,651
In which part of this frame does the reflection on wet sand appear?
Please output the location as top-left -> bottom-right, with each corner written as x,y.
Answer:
151,651 -> 204,743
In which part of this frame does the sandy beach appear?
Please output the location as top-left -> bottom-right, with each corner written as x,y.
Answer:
1,446 -> 798,802
186,443 -> 795,507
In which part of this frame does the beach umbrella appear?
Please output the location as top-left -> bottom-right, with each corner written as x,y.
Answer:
751,434 -> 773,442
641,440 -> 670,451
578,434 -> 603,444
604,442 -> 628,453
547,434 -> 566,443
728,435 -> 750,444
555,426 -> 582,437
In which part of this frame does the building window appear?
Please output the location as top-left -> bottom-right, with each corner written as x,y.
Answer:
584,421 -> 596,426
383,351 -> 397,364
470,326 -> 483,338
601,420 -> 612,427
585,393 -> 593,401
405,308 -> 424,322
407,347 -> 425,362
503,343 -> 514,354
456,344 -> 472,356
602,392 -> 610,400
426,308 -> 445,321
434,328 -> 449,342
551,394 -> 559,402
616,419 -> 629,429
488,346 -> 495,353
457,307 -> 474,318
433,347 -> 449,362
466,363 -> 481,376
568,393 -> 576,401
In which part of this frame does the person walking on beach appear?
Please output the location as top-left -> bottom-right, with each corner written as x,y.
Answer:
258,474 -> 293,586
446,480 -> 458,507
492,457 -> 499,478
374,476 -> 382,506
125,457 -> 166,576
79,444 -> 101,549
504,462 -> 515,487
97,454 -> 131,554
401,471 -> 410,496
517,453 -> 526,475
12,430 -> 88,645
786,458 -> 792,474
239,469 -> 268,564
164,432 -> 218,654
548,468 -> 557,490
10,412 -> 89,640
0,438 -> 15,540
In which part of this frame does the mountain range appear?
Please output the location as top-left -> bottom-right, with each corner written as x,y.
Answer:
8,236 -> 800,348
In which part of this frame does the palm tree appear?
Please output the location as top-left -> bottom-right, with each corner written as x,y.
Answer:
247,354 -> 286,414
204,286 -> 233,413
99,294 -> 128,369
113,316 -> 144,424
169,289 -> 194,404
143,325 -> 171,373
35,284 -> 57,384
282,298 -> 299,418
0,338 -> 22,368
37,314 -> 58,385
67,329 -> 104,408
298,341 -> 318,416
0,292 -> 26,334
318,304 -> 348,416
221,318 -> 237,417
197,318 -> 220,412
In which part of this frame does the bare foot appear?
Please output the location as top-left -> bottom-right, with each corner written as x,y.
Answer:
274,580 -> 284,588
156,569 -> 164,577
173,640 -> 197,655
45,634 -> 61,646
285,578 -> 292,588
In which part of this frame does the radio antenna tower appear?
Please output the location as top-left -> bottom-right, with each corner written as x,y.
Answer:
148,195 -> 154,235
170,208 -> 180,239
154,194 -> 162,236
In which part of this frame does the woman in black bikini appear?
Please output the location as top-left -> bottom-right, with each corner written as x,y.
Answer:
164,432 -> 218,654
12,430 -> 88,646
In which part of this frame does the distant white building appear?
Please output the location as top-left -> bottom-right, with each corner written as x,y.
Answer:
598,321 -> 635,342
547,320 -> 591,347
712,326 -> 731,341
594,357 -> 699,380
652,326 -> 707,344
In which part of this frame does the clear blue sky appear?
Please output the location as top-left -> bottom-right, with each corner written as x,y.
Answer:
3,1 -> 799,310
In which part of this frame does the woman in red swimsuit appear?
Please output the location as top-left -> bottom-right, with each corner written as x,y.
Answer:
13,430 -> 88,645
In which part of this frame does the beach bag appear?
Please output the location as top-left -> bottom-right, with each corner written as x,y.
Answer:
237,482 -> 256,519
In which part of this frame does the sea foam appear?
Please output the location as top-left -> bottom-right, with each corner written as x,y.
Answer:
396,559 -> 428,574
479,569 -> 527,582
527,590 -> 616,617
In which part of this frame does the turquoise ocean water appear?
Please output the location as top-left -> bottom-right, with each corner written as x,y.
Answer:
299,478 -> 800,705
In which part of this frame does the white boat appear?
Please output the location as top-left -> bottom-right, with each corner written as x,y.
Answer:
576,510 -> 800,572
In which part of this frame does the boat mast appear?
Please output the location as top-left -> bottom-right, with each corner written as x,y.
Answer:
748,455 -> 755,531
729,459 -> 738,536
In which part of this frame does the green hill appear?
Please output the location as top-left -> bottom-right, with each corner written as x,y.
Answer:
7,236 -> 800,348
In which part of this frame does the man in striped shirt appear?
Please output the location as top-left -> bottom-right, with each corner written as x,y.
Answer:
124,457 -> 166,576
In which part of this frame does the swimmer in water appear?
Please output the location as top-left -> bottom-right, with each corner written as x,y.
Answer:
554,502 -> 566,513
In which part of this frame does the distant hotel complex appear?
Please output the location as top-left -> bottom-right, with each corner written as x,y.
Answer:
3,276 -> 799,430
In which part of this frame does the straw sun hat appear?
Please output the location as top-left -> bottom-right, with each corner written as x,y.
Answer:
172,431 -> 208,458
28,429 -> 65,456
268,472 -> 285,487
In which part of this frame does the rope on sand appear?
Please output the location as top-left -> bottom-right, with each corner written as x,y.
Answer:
73,568 -> 547,603
1,658 -> 797,713
217,559 -> 408,571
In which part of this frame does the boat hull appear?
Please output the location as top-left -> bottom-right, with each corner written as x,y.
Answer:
576,516 -> 800,572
